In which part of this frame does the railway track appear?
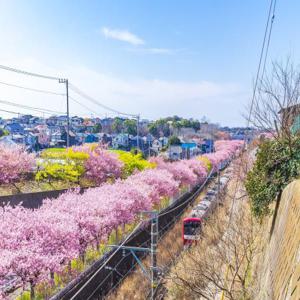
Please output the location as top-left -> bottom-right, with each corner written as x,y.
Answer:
51,163 -> 231,300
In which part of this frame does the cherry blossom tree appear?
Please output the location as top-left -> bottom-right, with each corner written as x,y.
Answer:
0,145 -> 35,184
0,140 -> 243,299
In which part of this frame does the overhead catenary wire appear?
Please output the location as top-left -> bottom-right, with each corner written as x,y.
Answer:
68,221 -> 143,300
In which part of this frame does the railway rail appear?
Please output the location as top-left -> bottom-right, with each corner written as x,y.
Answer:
51,161 -> 232,300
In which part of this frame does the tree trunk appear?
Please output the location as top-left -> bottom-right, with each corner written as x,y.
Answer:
30,281 -> 35,299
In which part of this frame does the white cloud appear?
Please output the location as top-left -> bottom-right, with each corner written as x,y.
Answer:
101,27 -> 144,46
0,58 -> 247,126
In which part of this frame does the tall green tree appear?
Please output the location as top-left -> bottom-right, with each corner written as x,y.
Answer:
112,118 -> 124,134
123,119 -> 137,135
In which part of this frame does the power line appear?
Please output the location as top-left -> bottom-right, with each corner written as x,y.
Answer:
0,108 -> 20,116
247,0 -> 276,128
69,222 -> 143,300
261,0 -> 277,81
69,83 -> 138,118
0,64 -> 63,81
69,95 -> 100,116
0,80 -> 65,96
0,98 -> 65,115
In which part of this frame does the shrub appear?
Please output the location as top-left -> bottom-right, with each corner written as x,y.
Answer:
36,148 -> 88,183
245,137 -> 300,217
112,150 -> 155,177
197,156 -> 212,172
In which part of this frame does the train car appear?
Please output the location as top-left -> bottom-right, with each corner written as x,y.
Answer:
182,204 -> 209,246
182,217 -> 202,247
182,160 -> 235,247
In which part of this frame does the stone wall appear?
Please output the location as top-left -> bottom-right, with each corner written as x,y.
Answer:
255,180 -> 300,299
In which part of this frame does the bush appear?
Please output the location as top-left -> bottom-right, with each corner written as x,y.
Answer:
197,156 -> 212,172
36,148 -> 88,183
245,137 -> 300,217
112,150 -> 155,177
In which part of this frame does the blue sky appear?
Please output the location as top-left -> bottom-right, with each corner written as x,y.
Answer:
0,0 -> 299,126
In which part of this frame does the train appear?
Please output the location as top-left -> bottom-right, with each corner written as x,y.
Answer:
182,164 -> 232,247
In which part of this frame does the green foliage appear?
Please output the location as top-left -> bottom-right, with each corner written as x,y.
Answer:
92,123 -> 102,133
168,135 -> 181,146
123,119 -> 137,135
36,148 -> 88,183
245,137 -> 300,217
0,128 -> 9,137
112,150 -> 155,177
36,162 -> 85,183
112,117 -> 124,134
197,156 -> 212,172
147,116 -> 200,138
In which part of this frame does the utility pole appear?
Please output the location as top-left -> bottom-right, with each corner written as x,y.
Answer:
59,78 -> 70,147
136,114 -> 140,151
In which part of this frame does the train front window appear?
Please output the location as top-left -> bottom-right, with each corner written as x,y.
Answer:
184,221 -> 201,235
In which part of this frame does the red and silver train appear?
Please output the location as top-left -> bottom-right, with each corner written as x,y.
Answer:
183,166 -> 231,246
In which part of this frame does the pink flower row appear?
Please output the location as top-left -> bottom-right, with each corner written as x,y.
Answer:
0,140 -> 243,297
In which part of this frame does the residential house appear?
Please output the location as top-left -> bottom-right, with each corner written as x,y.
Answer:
0,135 -> 17,146
279,104 -> 300,133
11,134 -> 26,144
112,133 -> 129,150
25,132 -> 38,150
4,123 -> 24,134
200,139 -> 214,153
167,145 -> 182,160
152,136 -> 168,153
85,134 -> 99,143
181,141 -> 199,159
61,130 -> 76,146
98,133 -> 112,146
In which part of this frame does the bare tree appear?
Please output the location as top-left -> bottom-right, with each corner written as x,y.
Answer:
249,59 -> 300,146
166,199 -> 260,300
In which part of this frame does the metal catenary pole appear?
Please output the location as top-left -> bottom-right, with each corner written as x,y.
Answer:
151,211 -> 159,299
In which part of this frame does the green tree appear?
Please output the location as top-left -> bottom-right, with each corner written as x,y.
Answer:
92,123 -> 102,133
123,119 -> 137,135
112,118 -> 124,134
149,123 -> 159,138
168,135 -> 181,146
0,128 -> 9,137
